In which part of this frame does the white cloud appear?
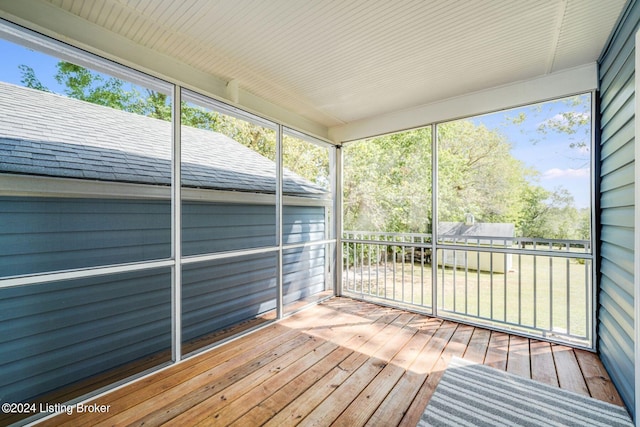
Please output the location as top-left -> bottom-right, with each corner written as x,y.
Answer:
538,112 -> 591,128
541,168 -> 589,180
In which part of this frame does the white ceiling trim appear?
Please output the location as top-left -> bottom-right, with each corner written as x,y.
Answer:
0,0 -> 332,142
329,63 -> 598,143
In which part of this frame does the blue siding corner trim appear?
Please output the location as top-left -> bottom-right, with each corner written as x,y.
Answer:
598,0 -> 640,416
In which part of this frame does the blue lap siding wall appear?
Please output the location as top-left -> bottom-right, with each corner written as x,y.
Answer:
0,196 -> 326,403
598,0 -> 639,416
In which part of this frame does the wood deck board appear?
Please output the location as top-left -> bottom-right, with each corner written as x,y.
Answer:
39,297 -> 627,427
37,322 -> 296,427
530,340 -> 559,387
163,335 -> 327,427
98,332 -> 314,427
398,323 -> 474,426
484,330 -> 509,369
230,305 -> 395,426
462,327 -> 491,363
574,349 -> 625,406
208,341 -> 338,426
364,318 -> 452,427
552,344 -> 590,396
264,310 -> 415,427
507,334 -> 531,378
302,314 -> 419,426
336,322 -> 442,427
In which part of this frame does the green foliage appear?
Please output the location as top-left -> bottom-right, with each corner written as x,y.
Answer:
437,120 -> 530,225
19,65 -> 50,92
344,118 -> 590,240
54,62 -> 144,112
515,186 -> 586,239
343,127 -> 432,233
537,107 -> 590,150
283,134 -> 330,188
19,60 -> 277,159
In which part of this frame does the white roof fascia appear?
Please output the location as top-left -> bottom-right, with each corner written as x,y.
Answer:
330,63 -> 599,143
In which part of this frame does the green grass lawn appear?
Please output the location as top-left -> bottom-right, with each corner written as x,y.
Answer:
343,249 -> 592,343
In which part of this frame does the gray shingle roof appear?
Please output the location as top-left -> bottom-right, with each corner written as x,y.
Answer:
0,81 -> 326,197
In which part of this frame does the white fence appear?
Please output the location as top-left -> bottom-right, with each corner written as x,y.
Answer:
342,231 -> 593,348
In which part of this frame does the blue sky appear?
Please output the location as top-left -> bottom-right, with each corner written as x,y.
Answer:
470,97 -> 592,209
0,39 -> 63,93
1,38 -> 592,209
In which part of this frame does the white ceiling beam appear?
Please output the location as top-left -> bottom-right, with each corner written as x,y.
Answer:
329,63 -> 599,143
546,0 -> 568,73
0,0 -> 331,142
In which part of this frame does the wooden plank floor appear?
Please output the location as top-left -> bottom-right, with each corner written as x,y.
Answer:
38,297 -> 626,427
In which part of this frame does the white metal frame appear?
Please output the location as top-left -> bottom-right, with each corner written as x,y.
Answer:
172,84 -> 183,362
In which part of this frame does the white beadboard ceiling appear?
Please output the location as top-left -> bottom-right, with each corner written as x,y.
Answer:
0,0 -> 628,140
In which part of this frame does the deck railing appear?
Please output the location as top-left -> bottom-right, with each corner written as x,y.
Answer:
342,231 -> 593,347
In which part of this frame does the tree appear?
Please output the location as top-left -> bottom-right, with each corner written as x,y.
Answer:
19,61 -> 278,159
343,127 -> 432,233
436,120 -> 530,225
283,134 -> 330,189
54,62 -> 137,111
343,119 -> 588,240
519,187 -> 590,240
19,65 -> 50,92
19,61 -> 590,240
536,95 -> 591,152
19,60 -> 344,198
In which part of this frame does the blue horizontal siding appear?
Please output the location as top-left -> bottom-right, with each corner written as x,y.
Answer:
600,184 -> 634,210
600,119 -> 633,161
601,70 -> 633,129
182,202 -> 276,255
598,0 -> 639,415
181,246 -> 329,343
0,197 -> 326,275
601,139 -> 634,176
600,336 -> 635,409
0,194 -> 328,402
0,197 -> 171,276
283,245 -> 327,305
283,205 -> 327,244
0,268 -> 172,404
601,206 -> 635,228
181,253 -> 278,342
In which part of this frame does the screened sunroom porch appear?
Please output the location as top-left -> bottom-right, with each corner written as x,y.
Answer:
0,0 -> 637,426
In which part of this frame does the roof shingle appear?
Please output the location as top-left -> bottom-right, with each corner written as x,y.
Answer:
0,82 -> 326,197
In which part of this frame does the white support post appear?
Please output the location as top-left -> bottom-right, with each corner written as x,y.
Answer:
276,124 -> 284,319
335,145 -> 343,297
172,85 -> 182,362
431,124 -> 438,317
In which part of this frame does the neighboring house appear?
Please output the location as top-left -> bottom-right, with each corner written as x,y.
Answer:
0,81 -> 330,403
